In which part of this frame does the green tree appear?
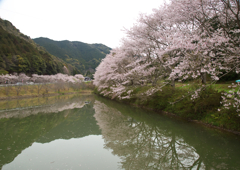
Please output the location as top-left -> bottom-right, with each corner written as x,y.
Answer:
17,55 -> 29,72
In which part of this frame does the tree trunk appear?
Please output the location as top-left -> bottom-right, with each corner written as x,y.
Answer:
171,79 -> 175,89
201,72 -> 207,84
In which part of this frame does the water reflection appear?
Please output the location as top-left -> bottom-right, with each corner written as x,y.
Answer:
93,97 -> 240,170
1,95 -> 240,170
4,136 -> 121,170
0,95 -> 92,119
0,94 -> 100,169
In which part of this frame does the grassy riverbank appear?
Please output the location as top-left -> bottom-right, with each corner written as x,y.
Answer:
0,82 -> 94,100
94,81 -> 240,133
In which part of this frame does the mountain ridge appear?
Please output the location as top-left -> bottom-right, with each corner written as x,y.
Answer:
0,18 -> 111,76
33,37 -> 111,76
0,18 -> 80,75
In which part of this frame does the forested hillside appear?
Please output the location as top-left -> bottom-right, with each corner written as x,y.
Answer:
0,18 -> 80,75
33,37 -> 111,75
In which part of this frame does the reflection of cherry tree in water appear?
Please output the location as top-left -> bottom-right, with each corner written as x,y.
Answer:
93,101 -> 204,170
0,95 -> 94,119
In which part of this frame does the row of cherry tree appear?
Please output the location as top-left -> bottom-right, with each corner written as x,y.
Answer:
0,73 -> 84,84
94,0 -> 240,111
0,73 -> 86,96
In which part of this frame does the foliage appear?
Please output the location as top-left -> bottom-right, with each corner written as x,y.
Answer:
167,87 -> 222,119
205,107 -> 240,131
0,69 -> 8,75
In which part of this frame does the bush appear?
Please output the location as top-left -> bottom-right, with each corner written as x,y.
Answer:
0,69 -> 8,75
127,85 -> 222,120
165,87 -> 222,119
205,107 -> 240,131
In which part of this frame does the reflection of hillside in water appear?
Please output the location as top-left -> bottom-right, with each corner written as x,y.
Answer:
0,95 -> 93,119
36,103 -> 101,143
93,98 -> 240,170
0,94 -> 100,170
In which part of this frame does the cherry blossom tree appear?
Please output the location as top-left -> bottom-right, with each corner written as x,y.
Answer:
0,73 -> 86,96
14,73 -> 30,96
94,0 -> 240,111
74,74 -> 84,81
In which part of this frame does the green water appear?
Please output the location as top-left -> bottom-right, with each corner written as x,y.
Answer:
0,95 -> 240,170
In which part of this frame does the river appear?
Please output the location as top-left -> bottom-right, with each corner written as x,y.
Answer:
0,94 -> 240,170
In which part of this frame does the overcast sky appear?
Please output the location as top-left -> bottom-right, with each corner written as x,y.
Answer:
0,0 -> 166,48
